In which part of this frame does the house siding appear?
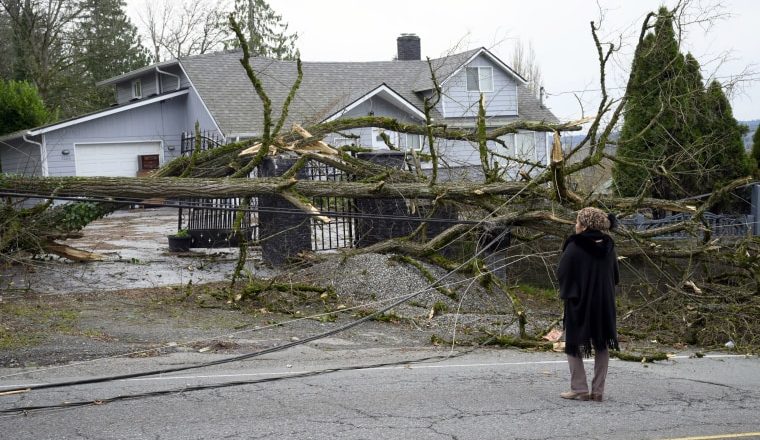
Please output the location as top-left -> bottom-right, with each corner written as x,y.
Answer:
433,136 -> 515,169
114,66 -> 191,105
439,54 -> 518,119
325,97 -> 424,149
158,65 -> 190,94
116,72 -> 159,104
44,94 -> 188,176
0,138 -> 42,176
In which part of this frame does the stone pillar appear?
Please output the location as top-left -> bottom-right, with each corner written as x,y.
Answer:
257,156 -> 312,266
354,152 -> 411,247
354,151 -> 460,248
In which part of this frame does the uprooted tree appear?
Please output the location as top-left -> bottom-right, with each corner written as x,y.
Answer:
1,7 -> 759,350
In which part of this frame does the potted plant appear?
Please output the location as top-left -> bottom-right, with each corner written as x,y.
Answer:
168,228 -> 192,252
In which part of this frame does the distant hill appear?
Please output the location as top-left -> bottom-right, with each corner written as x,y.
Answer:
562,120 -> 759,151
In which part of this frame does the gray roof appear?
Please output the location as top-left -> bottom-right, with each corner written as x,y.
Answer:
96,60 -> 179,86
179,48 -> 558,137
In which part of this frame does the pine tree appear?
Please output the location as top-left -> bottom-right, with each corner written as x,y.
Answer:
224,0 -> 298,60
76,0 -> 150,109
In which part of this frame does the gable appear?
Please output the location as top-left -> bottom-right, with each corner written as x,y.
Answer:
323,84 -> 426,123
439,48 -> 527,88
439,53 -> 519,118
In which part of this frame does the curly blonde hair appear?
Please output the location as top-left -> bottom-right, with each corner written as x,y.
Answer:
577,207 -> 610,231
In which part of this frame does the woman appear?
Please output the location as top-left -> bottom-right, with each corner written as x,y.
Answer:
557,207 -> 619,402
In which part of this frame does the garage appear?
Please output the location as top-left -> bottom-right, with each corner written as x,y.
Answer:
75,142 -> 163,177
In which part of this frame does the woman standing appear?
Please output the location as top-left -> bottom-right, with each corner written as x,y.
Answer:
557,207 -> 619,402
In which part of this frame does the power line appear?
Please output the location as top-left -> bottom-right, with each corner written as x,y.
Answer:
0,183 -> 531,400
0,191 -> 484,225
0,228 -> 510,399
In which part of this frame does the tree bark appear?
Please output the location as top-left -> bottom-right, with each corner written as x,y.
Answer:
0,175 -> 527,201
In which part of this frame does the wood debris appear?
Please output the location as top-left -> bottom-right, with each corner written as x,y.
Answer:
238,124 -> 339,157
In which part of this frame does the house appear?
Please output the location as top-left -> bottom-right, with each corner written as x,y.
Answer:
0,34 -> 559,181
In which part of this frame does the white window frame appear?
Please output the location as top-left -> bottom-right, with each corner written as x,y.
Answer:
334,137 -> 356,146
131,79 -> 142,99
400,133 -> 424,152
515,132 -> 536,161
466,66 -> 494,92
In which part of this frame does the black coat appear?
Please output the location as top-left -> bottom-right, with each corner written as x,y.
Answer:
557,229 -> 620,357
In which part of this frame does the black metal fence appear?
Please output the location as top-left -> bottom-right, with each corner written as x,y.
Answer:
180,130 -> 226,155
176,128 -> 356,251
620,212 -> 755,239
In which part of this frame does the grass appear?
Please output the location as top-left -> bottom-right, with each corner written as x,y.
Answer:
0,327 -> 41,350
515,283 -> 557,301
432,301 -> 449,315
0,303 -> 81,349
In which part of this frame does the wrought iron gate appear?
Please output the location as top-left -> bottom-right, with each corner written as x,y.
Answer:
178,198 -> 257,248
305,160 -> 355,251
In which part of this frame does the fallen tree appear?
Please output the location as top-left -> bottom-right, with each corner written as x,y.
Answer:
1,8 -> 758,350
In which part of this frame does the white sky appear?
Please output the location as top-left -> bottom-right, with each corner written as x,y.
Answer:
127,0 -> 759,122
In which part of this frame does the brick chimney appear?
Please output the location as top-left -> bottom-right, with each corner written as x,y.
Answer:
397,34 -> 420,61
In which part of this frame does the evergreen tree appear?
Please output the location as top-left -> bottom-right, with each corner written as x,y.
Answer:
224,0 -> 298,60
674,53 -> 709,196
614,7 -> 750,203
614,7 -> 689,199
0,79 -> 52,135
701,80 -> 752,187
76,0 -> 150,109
0,10 -> 14,80
78,0 -> 149,82
752,124 -> 760,172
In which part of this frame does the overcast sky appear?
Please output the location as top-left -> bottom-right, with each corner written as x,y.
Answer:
128,0 -> 759,122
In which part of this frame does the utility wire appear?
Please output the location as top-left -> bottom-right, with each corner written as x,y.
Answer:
0,229 -> 510,397
0,251 -> 560,380
0,191 -> 484,225
0,351 -> 475,416
0,176 -> 532,404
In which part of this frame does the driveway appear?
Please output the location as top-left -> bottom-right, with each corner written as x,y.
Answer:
1,207 -> 274,295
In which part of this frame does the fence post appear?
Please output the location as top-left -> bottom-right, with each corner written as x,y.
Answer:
752,184 -> 760,236
257,156 -> 312,266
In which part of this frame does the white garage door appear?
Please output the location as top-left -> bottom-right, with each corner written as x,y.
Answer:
75,142 -> 162,177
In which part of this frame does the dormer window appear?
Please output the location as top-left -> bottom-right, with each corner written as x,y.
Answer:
132,79 -> 142,99
466,66 -> 494,92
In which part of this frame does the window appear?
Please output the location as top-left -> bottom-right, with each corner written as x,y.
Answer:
400,133 -> 423,152
132,79 -> 142,99
515,132 -> 536,160
466,66 -> 494,92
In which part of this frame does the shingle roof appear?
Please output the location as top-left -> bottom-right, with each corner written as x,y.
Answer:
179,48 -> 558,137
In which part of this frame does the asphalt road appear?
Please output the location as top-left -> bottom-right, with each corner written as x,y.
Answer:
1,347 -> 759,440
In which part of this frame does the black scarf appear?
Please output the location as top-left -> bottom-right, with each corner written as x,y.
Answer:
557,229 -> 620,357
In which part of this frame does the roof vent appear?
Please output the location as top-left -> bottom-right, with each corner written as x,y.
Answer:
397,34 -> 420,61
